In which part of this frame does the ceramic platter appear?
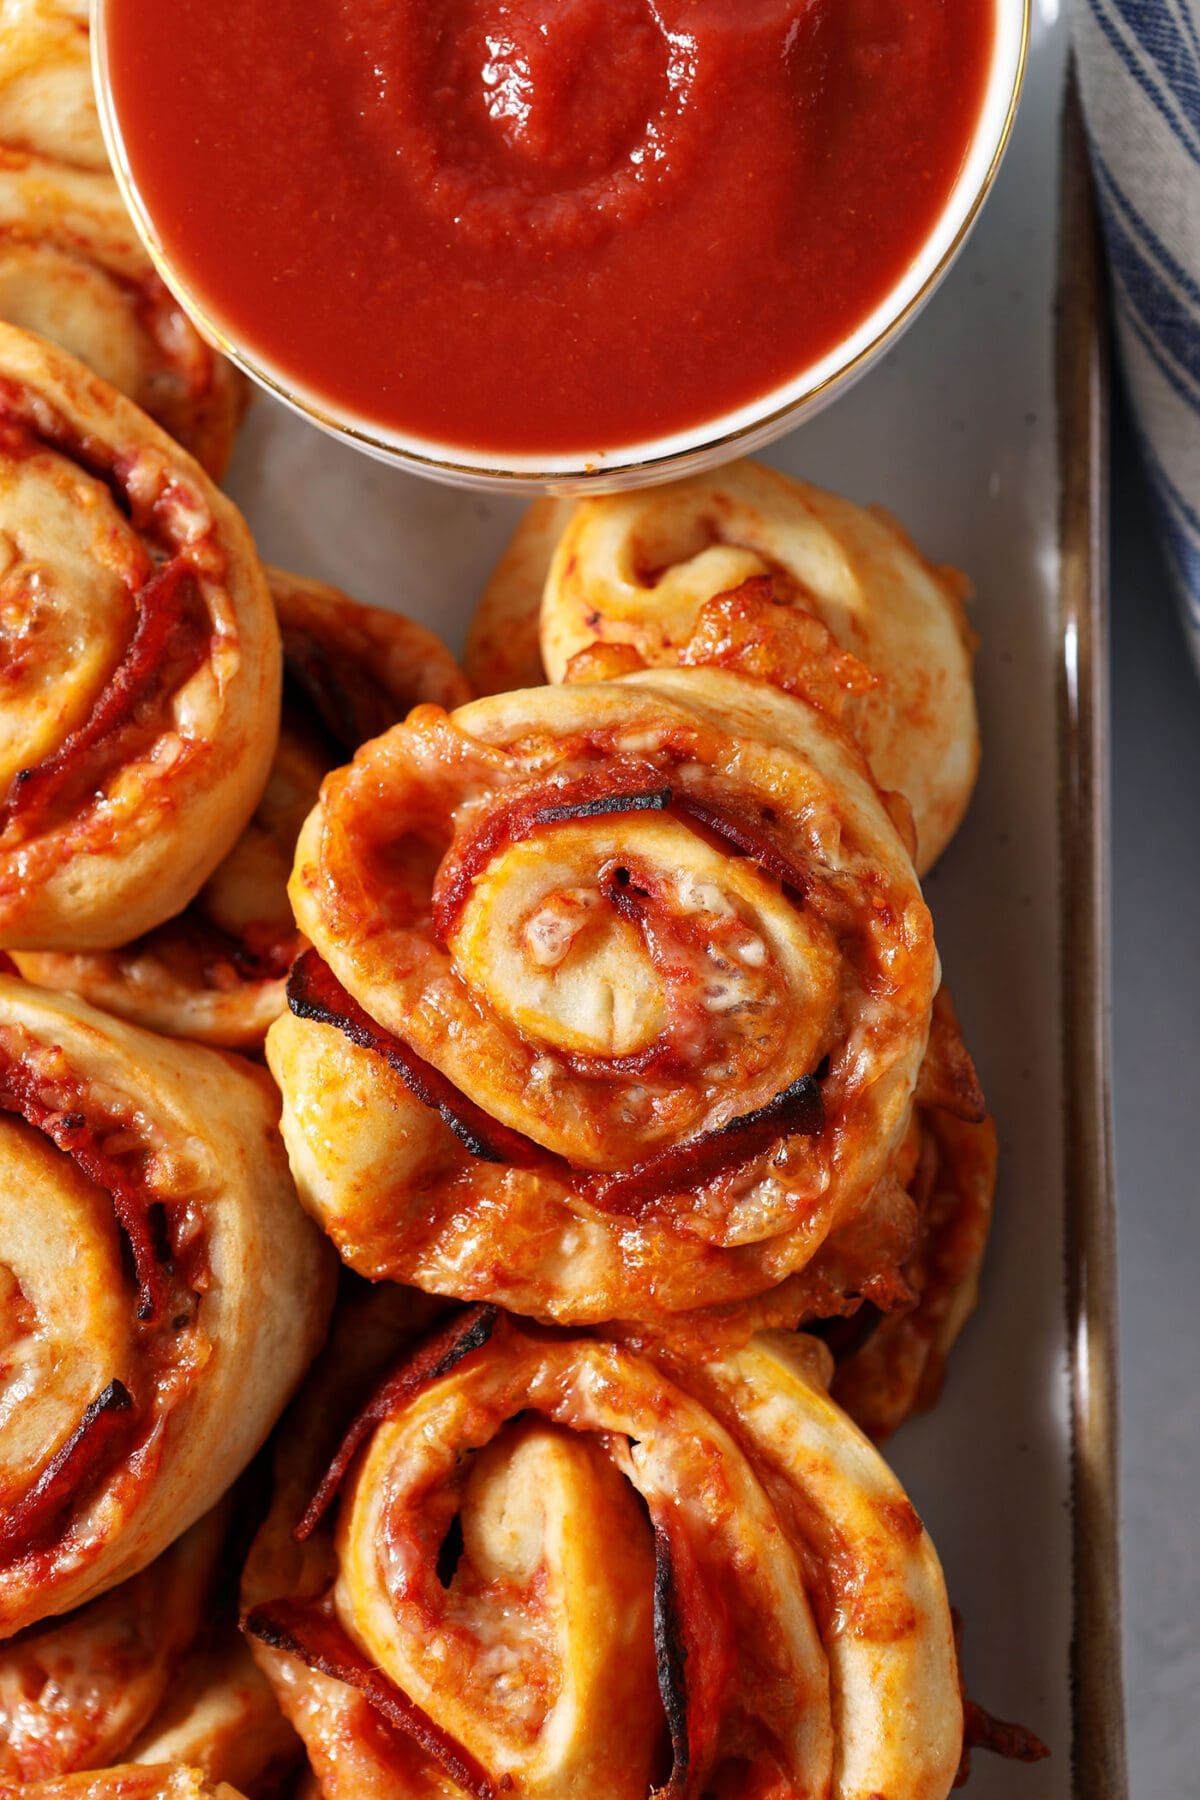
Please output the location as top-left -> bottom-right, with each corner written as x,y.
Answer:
224,8 -> 1125,1794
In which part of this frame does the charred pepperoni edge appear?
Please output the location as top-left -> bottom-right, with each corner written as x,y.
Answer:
431,765 -> 672,942
295,1305 -> 499,1541
287,953 -> 541,1167
243,1596 -> 505,1800
670,792 -> 809,902
0,1048 -> 168,1320
431,765 -> 811,945
0,559 -> 209,835
0,1379 -> 135,1562
583,1071 -> 823,1220
653,1526 -> 691,1795
650,1515 -> 735,1799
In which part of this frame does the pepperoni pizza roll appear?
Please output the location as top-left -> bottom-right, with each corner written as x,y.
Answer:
17,569 -> 470,1048
0,153 -> 246,475
0,326 -> 278,951
0,1502 -> 298,1793
468,460 -> 977,872
0,0 -> 103,171
0,976 -> 332,1634
268,669 -> 936,1326
243,1302 -> 963,1800
825,988 -> 998,1439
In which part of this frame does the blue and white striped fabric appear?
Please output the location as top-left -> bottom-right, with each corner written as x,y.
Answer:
1072,0 -> 1200,663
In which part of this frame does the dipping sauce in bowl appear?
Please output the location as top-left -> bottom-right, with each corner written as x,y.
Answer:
96,0 -> 1015,484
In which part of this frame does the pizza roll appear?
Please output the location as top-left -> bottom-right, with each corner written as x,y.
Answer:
0,326 -> 278,951
0,153 -> 246,475
826,988 -> 998,1439
468,461 -> 977,872
269,669 -> 936,1325
0,977 -> 333,1633
16,568 -> 470,1048
0,0 -> 103,171
243,1302 -> 963,1800
0,1501 -> 298,1793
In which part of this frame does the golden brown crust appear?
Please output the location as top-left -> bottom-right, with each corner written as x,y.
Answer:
0,1497 -> 298,1793
0,325 -> 278,952
0,976 -> 334,1632
0,152 -> 247,477
829,989 -> 998,1438
270,669 -> 936,1326
243,1302 -> 962,1800
0,1510 -> 227,1783
16,569 -> 470,1048
0,0 -> 103,171
125,1638 -> 300,1796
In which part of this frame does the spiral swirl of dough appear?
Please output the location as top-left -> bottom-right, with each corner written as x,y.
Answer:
469,462 -> 977,873
244,1303 -> 962,1800
0,326 -> 278,952
0,976 -> 332,1634
16,568 -> 470,1048
269,668 -> 935,1326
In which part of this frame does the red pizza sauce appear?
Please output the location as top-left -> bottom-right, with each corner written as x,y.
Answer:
101,0 -> 995,456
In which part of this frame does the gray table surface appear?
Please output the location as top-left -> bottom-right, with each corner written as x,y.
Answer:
1110,380 -> 1200,1796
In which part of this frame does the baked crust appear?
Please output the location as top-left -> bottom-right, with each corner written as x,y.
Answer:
0,326 -> 278,951
0,1768 -> 248,1799
0,0 -> 103,172
0,976 -> 333,1632
16,567 -> 470,1047
243,1299 -> 962,1800
0,1499 -> 298,1793
270,668 -> 936,1325
0,153 -> 246,477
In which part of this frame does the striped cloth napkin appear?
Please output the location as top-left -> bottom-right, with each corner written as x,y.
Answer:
1072,0 -> 1200,662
